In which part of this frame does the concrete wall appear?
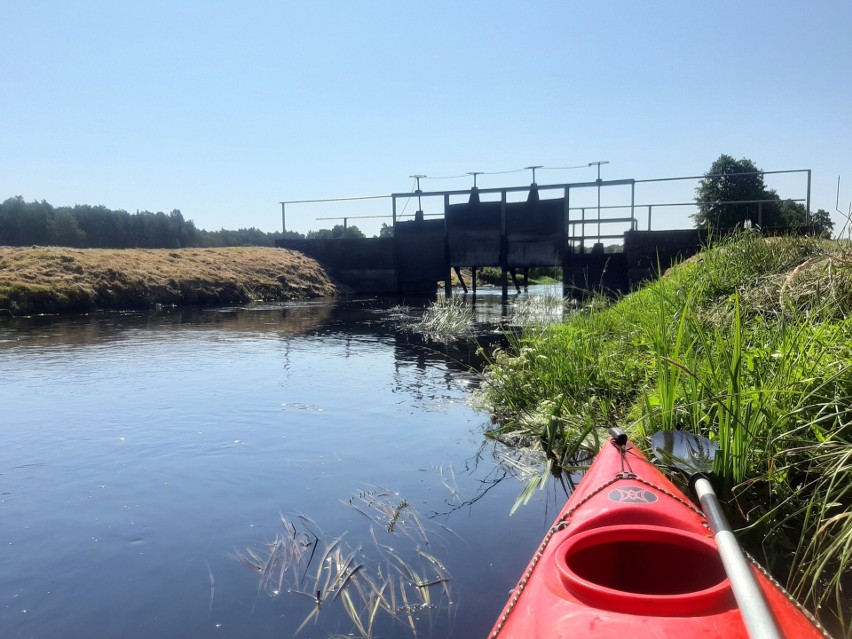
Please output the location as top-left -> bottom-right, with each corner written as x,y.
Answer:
395,218 -> 446,285
278,237 -> 398,294
563,251 -> 629,295
624,229 -> 707,286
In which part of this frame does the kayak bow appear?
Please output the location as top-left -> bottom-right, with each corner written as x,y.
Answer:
488,433 -> 829,639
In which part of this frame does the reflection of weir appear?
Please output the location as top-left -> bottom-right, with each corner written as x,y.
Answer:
390,331 -> 504,410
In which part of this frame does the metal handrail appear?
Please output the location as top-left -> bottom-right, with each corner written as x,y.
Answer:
280,168 -> 811,244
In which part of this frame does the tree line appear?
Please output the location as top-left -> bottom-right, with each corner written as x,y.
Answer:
0,196 -> 372,248
0,197 -> 311,248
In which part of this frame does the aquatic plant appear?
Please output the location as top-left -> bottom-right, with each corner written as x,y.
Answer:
234,488 -> 453,638
410,297 -> 475,342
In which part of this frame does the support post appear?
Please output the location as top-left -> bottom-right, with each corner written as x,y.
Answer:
630,181 -> 635,230
444,193 -> 452,299
281,202 -> 286,234
510,269 -> 521,294
454,267 -> 468,294
500,191 -> 508,301
806,169 -> 812,223
562,187 -> 571,298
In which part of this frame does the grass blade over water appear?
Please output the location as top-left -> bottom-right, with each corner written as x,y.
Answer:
234,486 -> 454,638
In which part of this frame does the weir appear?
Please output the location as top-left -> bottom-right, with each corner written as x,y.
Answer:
276,169 -> 811,297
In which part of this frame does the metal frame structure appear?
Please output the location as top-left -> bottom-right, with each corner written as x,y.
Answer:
279,169 -> 812,242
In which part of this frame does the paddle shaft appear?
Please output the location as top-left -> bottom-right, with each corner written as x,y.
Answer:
693,477 -> 783,639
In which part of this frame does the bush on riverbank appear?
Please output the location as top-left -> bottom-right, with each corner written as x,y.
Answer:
478,232 -> 852,633
0,246 -> 336,315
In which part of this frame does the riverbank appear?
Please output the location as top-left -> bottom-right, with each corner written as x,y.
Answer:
477,232 -> 852,634
0,246 -> 336,315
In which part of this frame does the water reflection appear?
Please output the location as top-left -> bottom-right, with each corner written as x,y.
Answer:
0,301 -> 335,348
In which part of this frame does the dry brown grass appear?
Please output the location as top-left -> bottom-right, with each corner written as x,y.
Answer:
0,246 -> 336,315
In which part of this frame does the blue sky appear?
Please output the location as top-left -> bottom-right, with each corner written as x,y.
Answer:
2,1 -> 850,237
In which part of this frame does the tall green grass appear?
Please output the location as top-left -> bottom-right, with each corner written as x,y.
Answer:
477,232 -> 852,634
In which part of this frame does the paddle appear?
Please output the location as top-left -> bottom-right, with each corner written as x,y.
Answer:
651,430 -> 782,639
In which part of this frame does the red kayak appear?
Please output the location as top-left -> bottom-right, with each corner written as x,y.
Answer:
488,434 -> 830,638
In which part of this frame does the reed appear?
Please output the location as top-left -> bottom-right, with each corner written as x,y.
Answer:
235,487 -> 453,638
410,296 -> 475,341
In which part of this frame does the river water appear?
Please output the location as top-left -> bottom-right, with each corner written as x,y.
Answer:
0,293 -> 565,638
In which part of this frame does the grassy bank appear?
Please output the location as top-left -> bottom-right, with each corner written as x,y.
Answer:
477,232 -> 852,633
0,246 -> 336,315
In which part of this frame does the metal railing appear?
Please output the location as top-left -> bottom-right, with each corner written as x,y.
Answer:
279,169 -> 812,244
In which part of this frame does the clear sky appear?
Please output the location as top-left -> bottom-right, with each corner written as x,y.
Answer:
2,1 -> 850,237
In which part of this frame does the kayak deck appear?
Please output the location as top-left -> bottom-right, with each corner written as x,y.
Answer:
488,436 -> 830,639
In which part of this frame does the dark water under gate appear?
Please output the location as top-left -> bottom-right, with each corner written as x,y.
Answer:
0,293 -> 564,639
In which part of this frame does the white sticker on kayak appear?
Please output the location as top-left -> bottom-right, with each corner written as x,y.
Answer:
608,486 -> 658,503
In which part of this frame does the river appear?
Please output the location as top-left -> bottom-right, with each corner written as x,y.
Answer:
0,292 -> 566,638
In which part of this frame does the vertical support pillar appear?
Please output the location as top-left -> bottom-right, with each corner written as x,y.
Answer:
562,187 -> 571,298
281,202 -> 286,234
596,178 -> 602,241
454,267 -> 468,294
648,206 -> 652,231
630,181 -> 636,231
806,170 -> 812,223
500,191 -> 508,301
472,267 -> 477,295
392,201 -> 400,295
444,193 -> 452,298
392,196 -> 397,227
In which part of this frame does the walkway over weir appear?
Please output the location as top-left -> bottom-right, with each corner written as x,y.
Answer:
276,169 -> 812,297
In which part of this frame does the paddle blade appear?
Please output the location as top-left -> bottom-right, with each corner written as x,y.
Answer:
651,431 -> 719,475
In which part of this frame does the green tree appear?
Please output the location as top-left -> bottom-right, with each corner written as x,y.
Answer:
378,223 -> 394,238
694,155 -> 785,229
48,210 -> 87,246
306,224 -> 365,239
810,208 -> 835,238
0,196 -> 53,245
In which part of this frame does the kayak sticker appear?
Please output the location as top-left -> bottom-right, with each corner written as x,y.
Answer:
608,486 -> 658,503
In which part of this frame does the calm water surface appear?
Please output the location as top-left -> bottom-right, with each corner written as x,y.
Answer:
1,295 -> 564,638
